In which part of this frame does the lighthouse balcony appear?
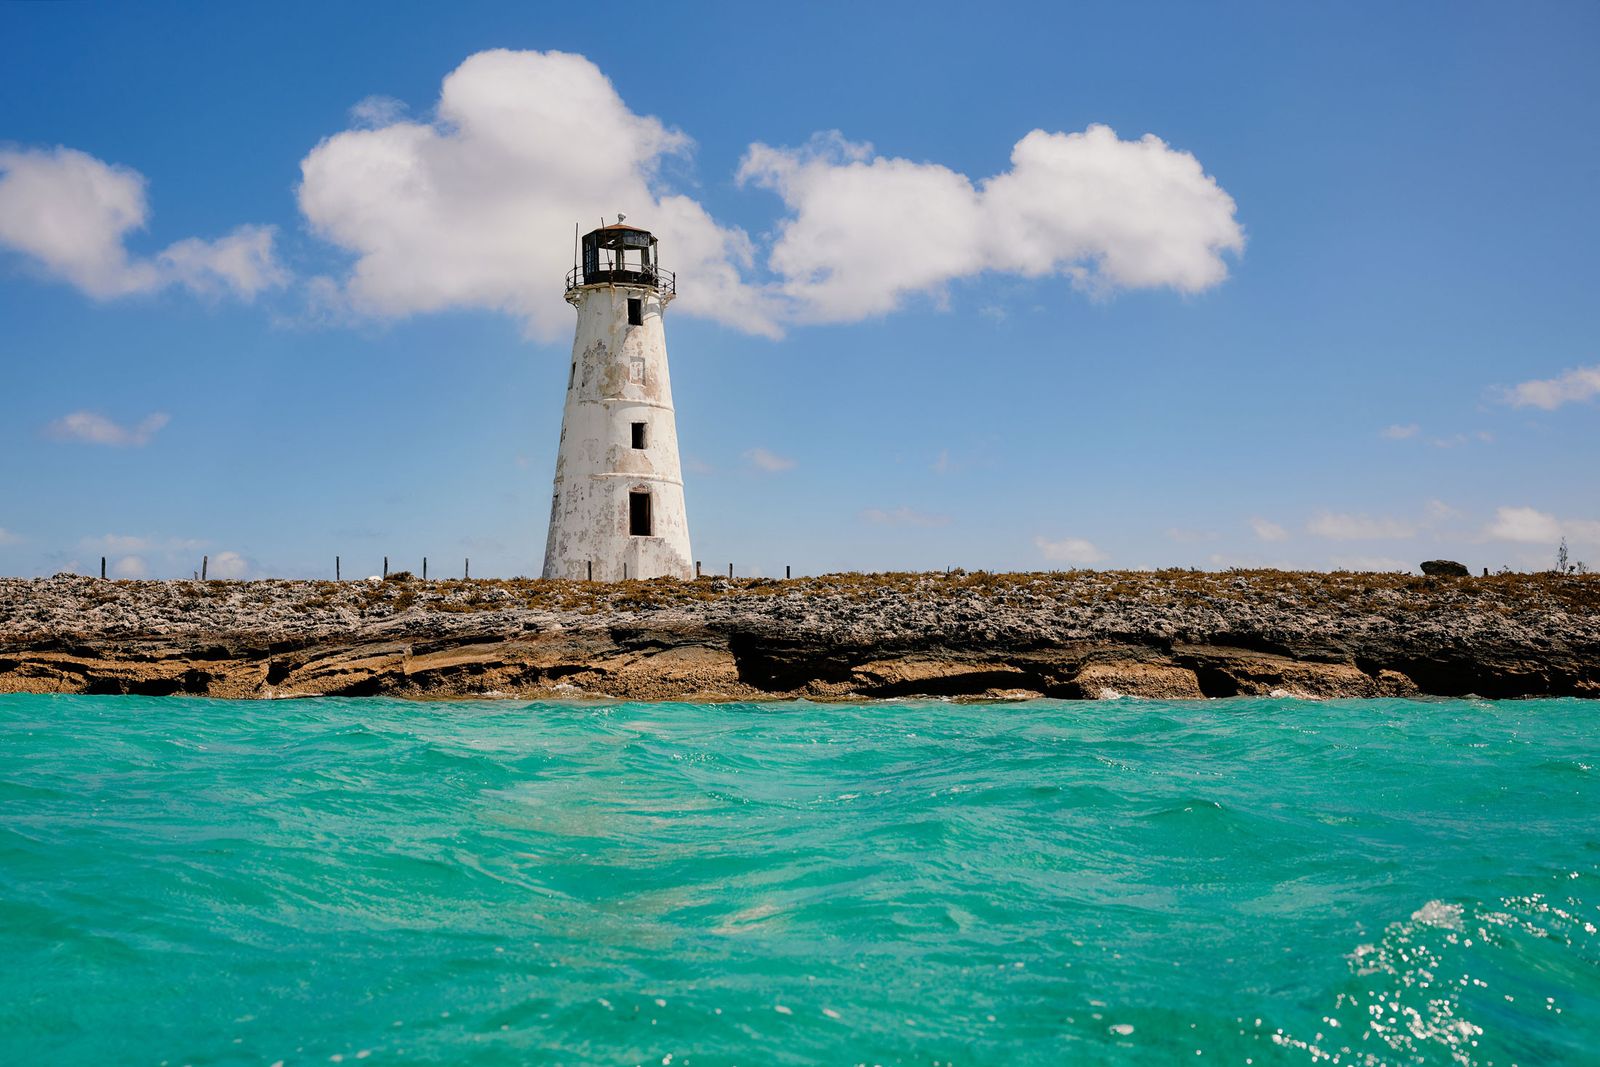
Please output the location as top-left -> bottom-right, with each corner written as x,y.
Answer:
566,264 -> 675,295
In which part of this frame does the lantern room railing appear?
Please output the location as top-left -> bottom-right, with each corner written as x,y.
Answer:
566,264 -> 676,295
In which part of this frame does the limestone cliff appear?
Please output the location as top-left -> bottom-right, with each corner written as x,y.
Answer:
0,570 -> 1594,701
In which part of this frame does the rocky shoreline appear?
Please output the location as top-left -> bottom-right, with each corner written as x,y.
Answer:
0,570 -> 1595,702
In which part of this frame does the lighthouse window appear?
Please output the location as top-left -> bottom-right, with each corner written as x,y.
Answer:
631,422 -> 647,449
627,297 -> 643,326
629,491 -> 653,536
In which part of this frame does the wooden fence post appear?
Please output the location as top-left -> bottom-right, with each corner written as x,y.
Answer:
465,558 -> 470,580
423,557 -> 428,581
728,563 -> 733,579
336,556 -> 341,581
786,565 -> 791,579
623,562 -> 628,580
695,560 -> 701,578
383,556 -> 388,579
202,555 -> 208,581
101,557 -> 106,580
587,560 -> 593,581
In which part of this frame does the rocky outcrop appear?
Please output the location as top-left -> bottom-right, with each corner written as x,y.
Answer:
0,570 -> 1595,701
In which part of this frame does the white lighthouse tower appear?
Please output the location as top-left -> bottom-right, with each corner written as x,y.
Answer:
542,219 -> 693,581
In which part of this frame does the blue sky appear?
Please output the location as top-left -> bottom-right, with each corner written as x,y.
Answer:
1,1 -> 1596,579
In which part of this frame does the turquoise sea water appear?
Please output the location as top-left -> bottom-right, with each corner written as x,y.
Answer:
1,695 -> 1597,1065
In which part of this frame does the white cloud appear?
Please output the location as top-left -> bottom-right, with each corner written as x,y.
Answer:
47,411 -> 169,447
1249,517 -> 1289,542
112,555 -> 147,578
206,551 -> 251,579
1501,364 -> 1600,410
297,49 -> 776,341
0,146 -> 285,300
349,94 -> 406,128
157,225 -> 284,298
744,447 -> 796,472
0,527 -> 21,546
1484,506 -> 1559,543
861,506 -> 950,528
1034,535 -> 1106,564
1381,423 -> 1419,440
1306,512 -> 1416,540
1484,506 -> 1600,544
296,52 -> 1241,338
738,123 -> 1243,323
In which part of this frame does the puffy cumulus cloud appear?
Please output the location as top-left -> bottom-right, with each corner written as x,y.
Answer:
46,411 -> 169,447
298,49 -> 776,341
297,52 -> 1241,337
0,146 -> 285,300
1306,512 -> 1416,540
206,551 -> 252,579
738,134 -> 983,322
738,124 -> 1243,323
1034,535 -> 1106,565
1484,506 -> 1600,544
985,127 -> 1243,292
112,555 -> 148,578
1501,364 -> 1600,410
1381,423 -> 1420,440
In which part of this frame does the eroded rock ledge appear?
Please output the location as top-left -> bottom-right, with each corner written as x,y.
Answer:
0,571 -> 1595,701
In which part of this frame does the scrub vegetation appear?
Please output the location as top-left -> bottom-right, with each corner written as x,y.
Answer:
6,567 -> 1595,632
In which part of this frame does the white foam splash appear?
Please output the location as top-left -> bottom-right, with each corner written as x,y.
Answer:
1411,900 -> 1464,930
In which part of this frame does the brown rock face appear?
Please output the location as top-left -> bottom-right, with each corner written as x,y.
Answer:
0,570 -> 1595,701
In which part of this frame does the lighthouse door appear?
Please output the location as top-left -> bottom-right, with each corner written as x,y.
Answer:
629,491 -> 652,536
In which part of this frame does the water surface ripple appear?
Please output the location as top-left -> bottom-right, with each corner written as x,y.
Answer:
2,694 -> 1597,1064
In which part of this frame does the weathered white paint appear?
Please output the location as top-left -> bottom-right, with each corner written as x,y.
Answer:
542,282 -> 693,580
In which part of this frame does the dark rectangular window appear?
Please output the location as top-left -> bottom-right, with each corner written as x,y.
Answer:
631,421 -> 647,449
629,491 -> 652,536
627,297 -> 643,326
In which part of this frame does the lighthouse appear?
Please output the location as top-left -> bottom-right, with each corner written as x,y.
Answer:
542,219 -> 694,581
